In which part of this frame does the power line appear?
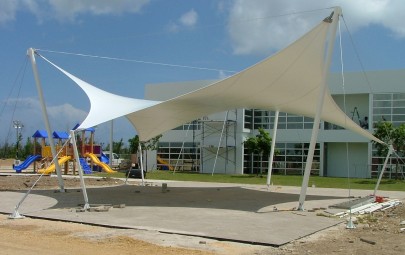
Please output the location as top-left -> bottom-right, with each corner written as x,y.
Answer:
34,7 -> 335,74
341,15 -> 374,94
35,49 -> 237,74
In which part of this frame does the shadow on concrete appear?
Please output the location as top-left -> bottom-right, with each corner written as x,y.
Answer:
29,185 -> 341,212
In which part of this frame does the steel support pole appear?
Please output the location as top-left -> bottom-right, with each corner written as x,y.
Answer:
27,48 -> 65,192
138,143 -> 145,186
109,120 -> 113,167
297,8 -> 341,211
70,130 -> 90,210
373,145 -> 393,196
267,110 -> 279,189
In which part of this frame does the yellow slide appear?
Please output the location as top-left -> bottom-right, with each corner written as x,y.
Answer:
157,156 -> 174,171
85,153 -> 116,173
38,156 -> 71,174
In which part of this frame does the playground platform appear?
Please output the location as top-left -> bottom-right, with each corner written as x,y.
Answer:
1,178 -> 404,247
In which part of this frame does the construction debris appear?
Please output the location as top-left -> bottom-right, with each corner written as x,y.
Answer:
329,198 -> 402,218
360,237 -> 376,245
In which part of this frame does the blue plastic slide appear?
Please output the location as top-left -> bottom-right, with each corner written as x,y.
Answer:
13,155 -> 41,173
100,153 -> 109,164
79,158 -> 92,174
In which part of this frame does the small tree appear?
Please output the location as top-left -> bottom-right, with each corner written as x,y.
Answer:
128,135 -> 140,154
243,128 -> 272,175
22,137 -> 34,159
243,135 -> 259,174
373,121 -> 395,156
128,134 -> 162,170
373,121 -> 405,179
256,128 -> 272,175
113,138 -> 124,154
141,134 -> 162,152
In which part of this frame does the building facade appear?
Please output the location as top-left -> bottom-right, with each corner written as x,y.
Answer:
143,69 -> 405,178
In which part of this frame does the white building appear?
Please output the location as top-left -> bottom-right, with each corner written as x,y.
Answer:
144,69 -> 405,178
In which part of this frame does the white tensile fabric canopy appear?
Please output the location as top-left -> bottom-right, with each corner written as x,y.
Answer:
41,57 -> 161,129
38,7 -> 382,145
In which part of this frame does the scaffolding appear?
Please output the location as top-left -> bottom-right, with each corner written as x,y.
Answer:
199,110 -> 237,174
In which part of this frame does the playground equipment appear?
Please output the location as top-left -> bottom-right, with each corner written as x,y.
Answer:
85,153 -> 116,173
157,156 -> 173,171
38,156 -> 71,174
79,158 -> 92,174
14,125 -> 114,175
13,155 -> 41,173
103,152 -> 124,168
101,153 -> 109,163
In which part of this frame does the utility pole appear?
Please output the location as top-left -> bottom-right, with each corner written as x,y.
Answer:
13,120 -> 23,163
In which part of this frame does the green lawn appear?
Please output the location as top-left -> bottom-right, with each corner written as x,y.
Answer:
95,170 -> 405,191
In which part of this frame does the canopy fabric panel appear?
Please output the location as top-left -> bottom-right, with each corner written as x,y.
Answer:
127,21 -> 329,141
39,55 -> 161,130
125,16 -> 382,144
38,7 -> 383,145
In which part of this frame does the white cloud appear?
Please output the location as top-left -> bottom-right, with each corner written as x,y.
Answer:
167,9 -> 199,33
46,0 -> 151,21
0,0 -> 19,24
46,103 -> 87,125
0,97 -> 135,146
166,21 -> 180,33
227,0 -> 405,55
179,9 -> 198,27
0,97 -> 87,144
0,0 -> 151,24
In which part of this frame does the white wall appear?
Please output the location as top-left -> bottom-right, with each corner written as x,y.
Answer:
200,147 -> 237,174
326,142 -> 369,178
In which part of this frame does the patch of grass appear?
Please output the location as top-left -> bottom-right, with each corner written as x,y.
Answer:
94,170 -> 405,191
358,214 -> 378,224
355,179 -> 397,185
316,212 -> 332,217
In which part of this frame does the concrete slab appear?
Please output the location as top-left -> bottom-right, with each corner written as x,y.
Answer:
1,181 -> 404,246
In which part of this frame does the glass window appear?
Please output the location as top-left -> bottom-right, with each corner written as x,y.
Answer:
373,93 -> 405,128
393,100 -> 405,107
393,108 -> 405,114
373,108 -> 392,115
393,93 -> 405,100
287,123 -> 303,129
244,142 -> 320,175
157,142 -> 201,172
374,94 -> 392,100
392,115 -> 405,121
373,101 -> 392,107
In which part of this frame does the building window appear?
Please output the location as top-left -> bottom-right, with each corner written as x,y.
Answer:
244,109 -> 314,130
371,93 -> 405,178
373,93 -> 405,126
244,109 -> 270,129
243,142 -> 320,175
371,150 -> 405,179
172,121 -> 201,131
157,142 -> 200,172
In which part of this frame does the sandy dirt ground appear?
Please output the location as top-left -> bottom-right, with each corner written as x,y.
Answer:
0,167 -> 405,254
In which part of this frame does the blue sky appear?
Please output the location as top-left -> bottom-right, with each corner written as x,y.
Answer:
1,0 -> 404,147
